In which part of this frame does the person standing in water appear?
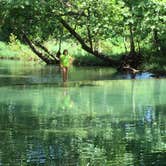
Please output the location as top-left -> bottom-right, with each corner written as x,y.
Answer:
60,49 -> 72,82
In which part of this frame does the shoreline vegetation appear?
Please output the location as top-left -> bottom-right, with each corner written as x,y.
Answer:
0,1 -> 165,77
0,37 -> 165,77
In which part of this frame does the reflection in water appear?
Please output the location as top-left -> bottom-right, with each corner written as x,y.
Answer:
0,60 -> 165,165
0,60 -> 153,87
60,86 -> 74,111
0,79 -> 165,165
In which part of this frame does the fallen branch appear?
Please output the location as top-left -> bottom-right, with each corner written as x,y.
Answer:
123,65 -> 140,74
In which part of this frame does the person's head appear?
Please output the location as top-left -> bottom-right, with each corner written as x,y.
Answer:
63,49 -> 68,56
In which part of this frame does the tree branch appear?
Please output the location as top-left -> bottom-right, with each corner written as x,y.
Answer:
59,17 -> 94,54
22,31 -> 56,64
34,42 -> 59,61
59,17 -> 119,66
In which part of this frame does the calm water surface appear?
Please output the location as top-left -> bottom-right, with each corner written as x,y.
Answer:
0,60 -> 165,166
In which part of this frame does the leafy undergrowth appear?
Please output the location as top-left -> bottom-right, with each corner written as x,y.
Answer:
1,34 -> 165,71
141,56 -> 166,75
0,34 -> 38,61
0,35 -> 124,65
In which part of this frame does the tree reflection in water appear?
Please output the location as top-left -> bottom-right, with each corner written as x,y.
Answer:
0,79 -> 165,166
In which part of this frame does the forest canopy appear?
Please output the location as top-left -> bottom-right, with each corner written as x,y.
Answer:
0,0 -> 165,67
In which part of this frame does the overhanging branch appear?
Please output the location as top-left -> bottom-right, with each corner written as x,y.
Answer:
59,17 -> 119,66
22,31 -> 56,64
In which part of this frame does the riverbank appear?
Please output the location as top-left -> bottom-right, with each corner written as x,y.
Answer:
140,56 -> 166,77
0,40 -> 165,76
0,40 -> 38,61
1,55 -> 166,77
0,39 -> 123,66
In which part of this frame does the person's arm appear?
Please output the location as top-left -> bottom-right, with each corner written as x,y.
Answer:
69,56 -> 74,65
60,55 -> 63,68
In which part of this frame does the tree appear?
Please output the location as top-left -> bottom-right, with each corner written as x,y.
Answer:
0,0 -> 125,66
142,0 -> 166,55
0,0 -> 165,67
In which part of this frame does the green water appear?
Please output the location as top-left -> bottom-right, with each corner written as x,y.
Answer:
0,60 -> 165,166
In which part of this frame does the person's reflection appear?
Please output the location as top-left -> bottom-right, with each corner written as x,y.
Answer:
60,87 -> 73,111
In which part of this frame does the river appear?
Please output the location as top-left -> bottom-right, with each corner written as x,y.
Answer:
0,60 -> 165,166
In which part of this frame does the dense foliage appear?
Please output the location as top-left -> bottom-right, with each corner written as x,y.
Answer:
0,0 -> 165,67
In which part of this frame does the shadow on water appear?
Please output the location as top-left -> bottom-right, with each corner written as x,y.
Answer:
0,60 -> 165,165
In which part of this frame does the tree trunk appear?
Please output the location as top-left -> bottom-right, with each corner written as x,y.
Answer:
22,32 -> 57,64
129,24 -> 136,57
153,29 -> 163,56
59,17 -> 120,67
123,36 -> 128,54
87,8 -> 93,50
137,40 -> 141,54
35,42 -> 59,61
